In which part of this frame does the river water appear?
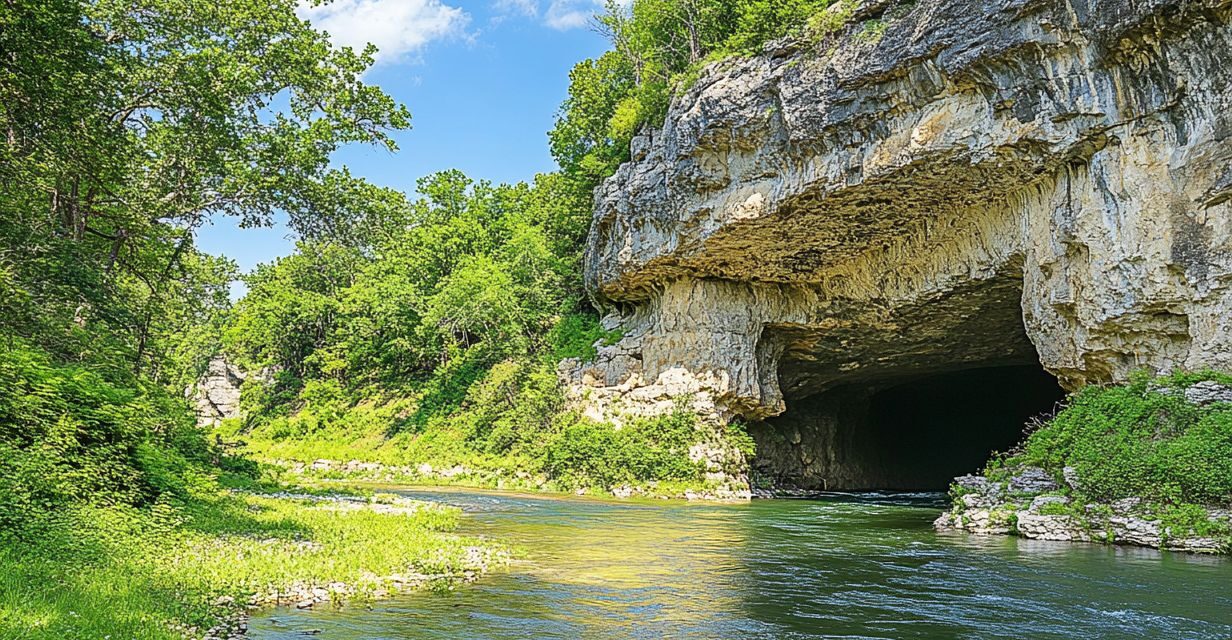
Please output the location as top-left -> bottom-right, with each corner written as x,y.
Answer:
249,487 -> 1232,639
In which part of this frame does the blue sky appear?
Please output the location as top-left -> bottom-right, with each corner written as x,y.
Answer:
195,0 -> 612,293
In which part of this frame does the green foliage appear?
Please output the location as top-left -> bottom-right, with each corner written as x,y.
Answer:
543,409 -> 703,490
550,0 -> 834,189
225,171 -> 586,392
547,312 -> 621,362
724,420 -> 758,458
218,164 -> 641,490
856,18 -> 889,43
0,5 -> 436,633
550,51 -> 637,184
0,0 -> 409,386
1156,503 -> 1232,540
806,0 -> 857,40
0,343 -> 213,533
1035,500 -> 1076,517
727,0 -> 835,52
1008,371 -> 1232,507
224,244 -> 366,379
1,0 -> 411,541
232,350 -> 723,496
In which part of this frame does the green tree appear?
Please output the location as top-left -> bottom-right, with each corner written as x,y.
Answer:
0,0 -> 412,526
550,0 -> 832,192
0,0 -> 410,383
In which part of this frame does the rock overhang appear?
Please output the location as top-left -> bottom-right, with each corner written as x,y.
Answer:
566,0 -> 1232,423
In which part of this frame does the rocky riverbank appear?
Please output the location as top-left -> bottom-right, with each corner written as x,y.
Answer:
935,374 -> 1232,555
936,466 -> 1232,554
266,457 -> 752,501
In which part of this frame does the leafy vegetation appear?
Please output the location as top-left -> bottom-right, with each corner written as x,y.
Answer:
1005,371 -> 1232,508
961,371 -> 1232,546
0,480 -> 494,639
0,0 -> 509,636
0,0 -> 410,522
0,344 -> 212,533
551,0 -> 839,184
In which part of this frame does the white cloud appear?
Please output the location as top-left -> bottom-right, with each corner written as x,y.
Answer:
298,0 -> 470,65
543,0 -> 632,30
493,0 -> 538,17
544,2 -> 587,30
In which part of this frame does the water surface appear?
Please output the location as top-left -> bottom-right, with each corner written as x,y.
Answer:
250,487 -> 1232,639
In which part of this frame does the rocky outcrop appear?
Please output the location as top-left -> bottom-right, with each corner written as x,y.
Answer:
563,0 -> 1232,490
936,467 -> 1231,553
187,356 -> 247,428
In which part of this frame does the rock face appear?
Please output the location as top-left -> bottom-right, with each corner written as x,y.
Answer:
936,467 -> 1231,553
187,356 -> 247,428
563,0 -> 1232,490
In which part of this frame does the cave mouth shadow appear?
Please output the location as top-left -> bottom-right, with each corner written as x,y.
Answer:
751,364 -> 1066,492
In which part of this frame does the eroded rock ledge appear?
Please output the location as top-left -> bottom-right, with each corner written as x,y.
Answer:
936,467 -> 1231,553
562,0 -> 1232,492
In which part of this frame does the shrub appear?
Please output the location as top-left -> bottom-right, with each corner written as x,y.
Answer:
543,409 -> 703,490
546,311 -> 620,362
0,344 -> 214,533
1009,370 -> 1232,507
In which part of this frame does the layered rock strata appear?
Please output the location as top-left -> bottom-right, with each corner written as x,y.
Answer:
562,0 -> 1232,491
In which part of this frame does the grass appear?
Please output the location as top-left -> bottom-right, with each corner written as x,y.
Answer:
1008,370 -> 1232,507
0,477 -> 502,640
227,402 -> 747,500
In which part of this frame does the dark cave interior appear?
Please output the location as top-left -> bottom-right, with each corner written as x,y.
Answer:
750,364 -> 1066,491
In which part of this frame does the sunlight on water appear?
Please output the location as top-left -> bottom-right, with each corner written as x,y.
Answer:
249,488 -> 1232,639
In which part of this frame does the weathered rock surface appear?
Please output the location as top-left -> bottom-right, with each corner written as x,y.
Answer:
1183,380 -> 1232,406
187,356 -> 247,428
562,0 -> 1232,492
937,466 -> 1231,553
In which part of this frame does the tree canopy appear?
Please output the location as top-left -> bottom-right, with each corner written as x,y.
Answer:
0,0 -> 410,523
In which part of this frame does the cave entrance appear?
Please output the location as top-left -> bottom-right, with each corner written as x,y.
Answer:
750,364 -> 1065,491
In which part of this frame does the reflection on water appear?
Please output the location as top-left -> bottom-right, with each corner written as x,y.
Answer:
250,488 -> 1232,639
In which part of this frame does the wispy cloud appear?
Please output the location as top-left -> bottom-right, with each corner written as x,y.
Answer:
298,0 -> 470,65
493,0 -> 539,17
544,0 -> 593,30
491,0 -> 631,31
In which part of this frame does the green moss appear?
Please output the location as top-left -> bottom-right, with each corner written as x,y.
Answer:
855,19 -> 888,43
806,0 -> 857,42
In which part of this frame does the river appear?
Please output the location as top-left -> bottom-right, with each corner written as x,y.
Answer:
249,487 -> 1232,639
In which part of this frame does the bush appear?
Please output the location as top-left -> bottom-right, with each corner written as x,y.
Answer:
543,409 -> 703,490
1009,371 -> 1232,507
0,343 -> 214,533
546,311 -> 621,362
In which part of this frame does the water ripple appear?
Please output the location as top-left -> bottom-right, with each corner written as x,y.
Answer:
249,487 -> 1232,640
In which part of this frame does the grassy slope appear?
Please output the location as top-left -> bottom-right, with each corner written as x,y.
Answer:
223,402 -> 754,500
0,479 -> 501,640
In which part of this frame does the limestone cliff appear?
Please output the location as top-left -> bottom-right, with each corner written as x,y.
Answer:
562,0 -> 1232,491
187,356 -> 247,428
